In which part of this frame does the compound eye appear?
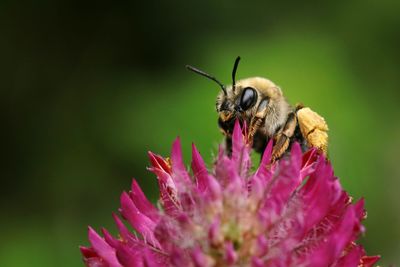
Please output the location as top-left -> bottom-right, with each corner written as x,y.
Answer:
239,87 -> 257,110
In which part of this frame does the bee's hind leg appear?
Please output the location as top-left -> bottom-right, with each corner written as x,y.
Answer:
271,112 -> 297,162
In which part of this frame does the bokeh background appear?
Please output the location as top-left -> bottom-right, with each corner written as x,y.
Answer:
1,1 -> 399,266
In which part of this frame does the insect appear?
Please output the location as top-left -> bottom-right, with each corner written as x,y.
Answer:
186,57 -> 329,162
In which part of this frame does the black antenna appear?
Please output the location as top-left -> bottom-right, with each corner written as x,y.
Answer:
186,65 -> 227,95
232,56 -> 241,92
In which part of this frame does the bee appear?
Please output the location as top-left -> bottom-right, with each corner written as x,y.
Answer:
186,57 -> 328,162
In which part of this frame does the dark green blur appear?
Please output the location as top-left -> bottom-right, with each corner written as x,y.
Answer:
1,1 -> 399,266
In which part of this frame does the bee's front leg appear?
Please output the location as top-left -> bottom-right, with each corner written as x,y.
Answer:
248,98 -> 269,143
271,112 -> 297,162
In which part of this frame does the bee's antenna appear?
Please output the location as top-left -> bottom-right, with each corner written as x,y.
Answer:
186,65 -> 227,95
232,56 -> 241,92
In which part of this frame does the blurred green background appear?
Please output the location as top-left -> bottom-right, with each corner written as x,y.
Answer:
1,1 -> 399,266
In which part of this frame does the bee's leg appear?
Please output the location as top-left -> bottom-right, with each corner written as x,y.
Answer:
225,136 -> 232,156
271,112 -> 297,162
248,98 -> 269,142
248,117 -> 263,142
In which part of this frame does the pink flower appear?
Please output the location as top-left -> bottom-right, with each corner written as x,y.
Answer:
81,121 -> 380,267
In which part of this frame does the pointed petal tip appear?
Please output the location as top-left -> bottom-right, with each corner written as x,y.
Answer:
131,178 -> 138,188
172,137 -> 182,155
147,151 -> 157,166
88,226 -> 96,234
173,136 -> 181,144
361,255 -> 381,267
232,119 -> 242,137
191,142 -> 200,157
80,246 -> 98,258
291,141 -> 301,153
147,151 -> 172,174
120,191 -> 133,208
260,139 -> 273,164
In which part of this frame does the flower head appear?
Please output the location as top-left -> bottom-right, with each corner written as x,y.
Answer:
81,121 -> 380,267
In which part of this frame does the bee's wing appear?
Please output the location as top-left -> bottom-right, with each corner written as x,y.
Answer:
296,107 -> 329,155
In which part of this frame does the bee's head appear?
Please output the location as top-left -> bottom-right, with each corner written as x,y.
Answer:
186,57 -> 241,135
186,57 -> 285,135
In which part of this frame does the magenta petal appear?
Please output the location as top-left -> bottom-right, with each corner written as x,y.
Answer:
333,245 -> 364,267
255,235 -> 268,257
148,152 -> 181,216
249,174 -> 266,207
154,172 -> 181,216
301,148 -> 318,169
330,207 -> 359,258
170,248 -> 191,266
307,206 -> 357,267
88,227 -> 122,267
255,139 -> 273,178
171,137 -> 192,185
81,246 -> 109,267
300,157 -> 335,232
143,248 -> 163,267
80,246 -> 97,258
102,228 -> 118,248
354,198 -> 366,220
251,257 -> 264,267
191,246 -> 212,267
261,143 -> 302,217
208,217 -> 222,246
232,119 -> 244,161
231,120 -> 251,174
119,192 -> 161,248
130,179 -> 160,222
112,213 -> 138,244
148,151 -> 172,175
290,142 -> 303,169
360,255 -> 381,267
224,242 -> 238,265
82,253 -> 109,267
191,143 -> 209,192
115,243 -> 144,267
300,148 -> 318,179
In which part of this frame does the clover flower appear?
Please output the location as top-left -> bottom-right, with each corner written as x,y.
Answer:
81,121 -> 380,267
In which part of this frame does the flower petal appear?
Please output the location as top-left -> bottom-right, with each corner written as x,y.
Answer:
171,137 -> 192,185
300,156 -> 336,232
333,245 -> 364,267
148,152 -> 181,215
115,243 -> 144,267
191,143 -> 209,192
261,143 -> 303,220
119,192 -> 161,248
88,227 -> 122,267
81,246 -> 109,267
231,120 -> 251,175
360,255 -> 381,267
130,179 -> 160,222
224,242 -> 238,265
191,246 -> 214,267
190,144 -> 222,200
255,139 -> 273,179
